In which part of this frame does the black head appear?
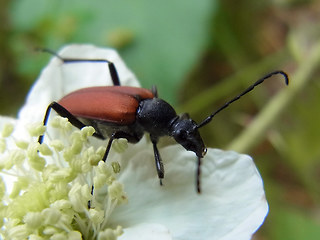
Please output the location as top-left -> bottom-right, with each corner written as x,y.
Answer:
171,117 -> 207,158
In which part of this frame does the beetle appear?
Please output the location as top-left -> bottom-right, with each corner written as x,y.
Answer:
38,49 -> 289,193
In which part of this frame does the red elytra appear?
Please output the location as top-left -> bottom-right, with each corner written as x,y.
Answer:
58,86 -> 155,125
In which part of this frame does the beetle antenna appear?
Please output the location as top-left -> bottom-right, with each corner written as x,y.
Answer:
35,47 -> 64,60
196,70 -> 289,129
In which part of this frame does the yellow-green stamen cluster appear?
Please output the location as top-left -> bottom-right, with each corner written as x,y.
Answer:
0,117 -> 127,239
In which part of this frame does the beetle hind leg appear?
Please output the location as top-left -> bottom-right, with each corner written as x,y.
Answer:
36,48 -> 121,86
62,58 -> 120,86
38,101 -> 104,144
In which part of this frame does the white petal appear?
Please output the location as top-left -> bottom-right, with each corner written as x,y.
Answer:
120,223 -> 172,240
18,44 -> 140,124
111,143 -> 268,240
0,116 -> 17,129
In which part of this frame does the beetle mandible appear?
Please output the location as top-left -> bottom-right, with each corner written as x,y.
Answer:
38,49 -> 289,193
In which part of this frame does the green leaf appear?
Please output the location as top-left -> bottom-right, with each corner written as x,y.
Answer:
270,207 -> 320,240
9,0 -> 217,103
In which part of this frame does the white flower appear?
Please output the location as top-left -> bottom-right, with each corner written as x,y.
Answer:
0,44 -> 268,240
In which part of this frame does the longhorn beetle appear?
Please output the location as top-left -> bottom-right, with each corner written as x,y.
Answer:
38,49 -> 289,193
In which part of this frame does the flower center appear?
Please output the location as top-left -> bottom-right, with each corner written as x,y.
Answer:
0,117 -> 128,239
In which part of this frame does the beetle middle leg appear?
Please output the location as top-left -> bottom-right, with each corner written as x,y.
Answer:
150,136 -> 164,186
102,134 -> 115,162
102,131 -> 143,162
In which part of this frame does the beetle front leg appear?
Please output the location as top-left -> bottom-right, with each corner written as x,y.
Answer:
150,137 -> 164,186
196,157 -> 202,194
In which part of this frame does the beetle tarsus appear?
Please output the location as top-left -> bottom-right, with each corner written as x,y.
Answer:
160,179 -> 163,186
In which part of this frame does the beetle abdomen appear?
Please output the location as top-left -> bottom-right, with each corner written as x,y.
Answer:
58,86 -> 154,125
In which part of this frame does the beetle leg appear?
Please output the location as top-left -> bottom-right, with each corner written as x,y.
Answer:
151,85 -> 158,98
62,58 -> 120,86
88,185 -> 94,209
38,101 -> 104,144
37,49 -> 121,86
150,138 -> 164,185
196,157 -> 202,194
102,130 -> 144,161
91,136 -> 116,209
102,134 -> 115,162
89,135 -> 115,208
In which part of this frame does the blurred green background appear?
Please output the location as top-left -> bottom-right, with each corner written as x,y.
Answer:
1,0 -> 320,239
